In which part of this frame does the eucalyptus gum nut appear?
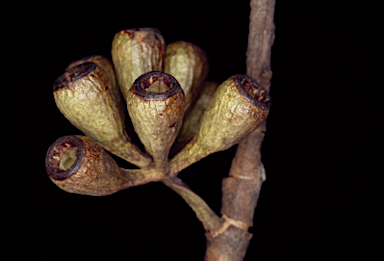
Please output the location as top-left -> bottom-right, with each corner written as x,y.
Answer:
170,75 -> 271,175
53,62 -> 152,168
66,55 -> 125,122
127,71 -> 185,174
111,28 -> 166,99
170,81 -> 219,157
164,41 -> 209,114
45,135 -> 131,196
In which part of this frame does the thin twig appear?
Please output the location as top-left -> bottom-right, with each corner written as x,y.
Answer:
161,177 -> 222,233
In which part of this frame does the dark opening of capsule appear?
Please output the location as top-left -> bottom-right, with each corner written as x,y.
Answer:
233,74 -> 271,110
133,71 -> 181,100
69,62 -> 96,82
53,62 -> 97,91
50,142 -> 79,172
243,81 -> 263,101
143,76 -> 171,93
46,136 -> 85,180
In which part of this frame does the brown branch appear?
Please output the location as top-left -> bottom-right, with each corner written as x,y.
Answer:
205,0 -> 275,260
246,0 -> 275,92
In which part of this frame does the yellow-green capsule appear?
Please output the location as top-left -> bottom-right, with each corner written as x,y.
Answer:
66,55 -> 125,122
170,81 -> 219,156
112,28 -> 166,99
170,74 -> 271,176
127,71 -> 185,175
53,62 -> 152,168
165,41 -> 208,114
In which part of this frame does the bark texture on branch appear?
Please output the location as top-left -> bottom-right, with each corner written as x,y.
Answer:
205,0 -> 275,260
246,0 -> 275,93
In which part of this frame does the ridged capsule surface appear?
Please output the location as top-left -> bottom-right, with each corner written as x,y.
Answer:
53,62 -> 151,168
66,55 -> 125,121
112,28 -> 166,99
45,135 -> 130,196
127,71 -> 185,174
165,41 -> 208,114
170,75 -> 271,175
170,81 -> 219,156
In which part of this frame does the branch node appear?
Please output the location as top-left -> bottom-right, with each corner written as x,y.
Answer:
260,163 -> 266,182
229,162 -> 266,182
211,215 -> 249,238
230,174 -> 257,180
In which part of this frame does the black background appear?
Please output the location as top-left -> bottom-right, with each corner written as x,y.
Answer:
3,1 -> 371,260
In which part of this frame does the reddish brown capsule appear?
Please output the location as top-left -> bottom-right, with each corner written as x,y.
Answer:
45,135 -> 131,196
46,135 -> 164,196
127,71 -> 185,174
